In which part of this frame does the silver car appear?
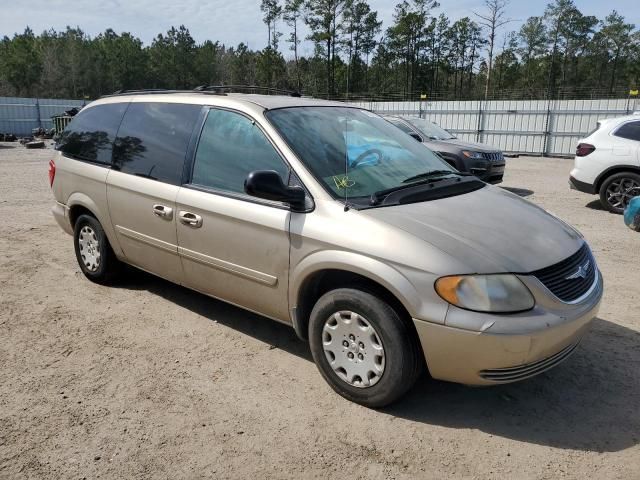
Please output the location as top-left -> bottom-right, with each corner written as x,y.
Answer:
50,91 -> 602,407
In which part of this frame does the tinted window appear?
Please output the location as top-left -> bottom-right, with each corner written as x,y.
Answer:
405,117 -> 456,140
191,109 -> 289,194
614,121 -> 640,141
387,118 -> 415,135
113,102 -> 201,184
56,103 -> 127,164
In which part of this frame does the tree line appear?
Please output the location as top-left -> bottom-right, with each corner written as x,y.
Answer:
0,0 -> 638,101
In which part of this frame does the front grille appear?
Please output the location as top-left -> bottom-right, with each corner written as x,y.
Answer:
531,243 -> 596,302
479,341 -> 580,382
481,151 -> 504,162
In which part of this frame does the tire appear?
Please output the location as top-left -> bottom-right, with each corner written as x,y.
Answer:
73,214 -> 121,284
599,171 -> 640,214
308,288 -> 422,408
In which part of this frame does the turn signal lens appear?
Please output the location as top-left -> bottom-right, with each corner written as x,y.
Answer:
434,276 -> 462,304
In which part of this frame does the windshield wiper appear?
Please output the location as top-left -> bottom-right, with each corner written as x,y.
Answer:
370,171 -> 474,206
401,170 -> 470,184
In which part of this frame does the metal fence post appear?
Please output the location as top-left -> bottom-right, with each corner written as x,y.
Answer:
475,100 -> 484,143
542,98 -> 553,157
35,98 -> 42,130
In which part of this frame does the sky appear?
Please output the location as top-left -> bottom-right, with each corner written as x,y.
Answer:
1,0 -> 638,58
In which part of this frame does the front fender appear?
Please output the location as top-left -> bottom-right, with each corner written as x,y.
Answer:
290,249 -> 446,324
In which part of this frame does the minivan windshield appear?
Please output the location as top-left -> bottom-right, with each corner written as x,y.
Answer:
265,107 -> 462,205
404,117 -> 456,140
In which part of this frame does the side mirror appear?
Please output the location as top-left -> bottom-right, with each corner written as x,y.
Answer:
409,132 -> 422,142
244,170 -> 307,211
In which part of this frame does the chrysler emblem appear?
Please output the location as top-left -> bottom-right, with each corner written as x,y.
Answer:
566,260 -> 590,280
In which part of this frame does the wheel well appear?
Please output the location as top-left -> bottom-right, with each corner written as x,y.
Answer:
295,269 -> 414,341
68,205 -> 95,228
595,166 -> 640,191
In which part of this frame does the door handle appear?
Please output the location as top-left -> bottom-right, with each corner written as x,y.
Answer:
179,211 -> 203,228
153,204 -> 173,219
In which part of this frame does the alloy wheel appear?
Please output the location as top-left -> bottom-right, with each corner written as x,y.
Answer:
606,177 -> 640,210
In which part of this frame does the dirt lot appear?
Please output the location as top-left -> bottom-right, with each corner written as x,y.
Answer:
1,143 -> 639,480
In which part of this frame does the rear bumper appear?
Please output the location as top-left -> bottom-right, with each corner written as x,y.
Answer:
569,175 -> 596,194
51,202 -> 73,235
413,272 -> 602,385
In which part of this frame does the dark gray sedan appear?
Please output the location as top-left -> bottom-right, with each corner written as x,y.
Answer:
384,115 -> 506,184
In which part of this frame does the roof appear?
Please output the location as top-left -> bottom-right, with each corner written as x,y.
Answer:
227,93 -> 347,110
91,91 -> 349,112
598,113 -> 640,124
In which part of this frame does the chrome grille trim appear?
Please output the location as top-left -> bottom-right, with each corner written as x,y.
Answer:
479,341 -> 580,382
480,152 -> 504,162
531,243 -> 597,303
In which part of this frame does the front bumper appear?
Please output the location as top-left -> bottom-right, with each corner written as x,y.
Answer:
467,160 -> 505,184
413,271 -> 603,385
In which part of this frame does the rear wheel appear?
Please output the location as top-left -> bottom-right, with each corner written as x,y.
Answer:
73,214 -> 121,284
308,288 -> 422,407
599,171 -> 640,214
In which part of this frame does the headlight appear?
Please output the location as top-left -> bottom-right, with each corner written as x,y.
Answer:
435,274 -> 535,313
461,150 -> 484,159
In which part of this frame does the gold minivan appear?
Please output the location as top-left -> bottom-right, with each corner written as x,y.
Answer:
50,91 -> 602,406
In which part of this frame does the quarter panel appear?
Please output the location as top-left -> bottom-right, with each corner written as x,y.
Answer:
54,154 -> 123,256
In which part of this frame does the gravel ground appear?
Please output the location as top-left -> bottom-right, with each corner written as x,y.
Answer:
1,143 -> 639,480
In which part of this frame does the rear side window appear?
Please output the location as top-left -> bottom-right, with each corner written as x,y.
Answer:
56,103 -> 127,164
113,102 -> 202,184
190,109 -> 289,195
614,121 -> 640,141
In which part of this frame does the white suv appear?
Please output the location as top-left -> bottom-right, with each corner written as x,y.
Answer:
570,114 -> 640,213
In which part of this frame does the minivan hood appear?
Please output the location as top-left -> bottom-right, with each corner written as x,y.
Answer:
363,185 -> 583,273
427,138 -> 499,153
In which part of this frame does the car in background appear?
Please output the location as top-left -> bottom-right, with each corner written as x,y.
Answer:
383,115 -> 506,184
624,196 -> 640,231
570,114 -> 640,213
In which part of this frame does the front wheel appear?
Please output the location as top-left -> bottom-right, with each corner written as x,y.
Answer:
599,171 -> 640,214
308,288 -> 422,407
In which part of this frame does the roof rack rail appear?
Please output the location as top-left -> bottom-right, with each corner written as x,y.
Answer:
101,85 -> 303,99
101,89 -> 182,98
193,85 -> 302,97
